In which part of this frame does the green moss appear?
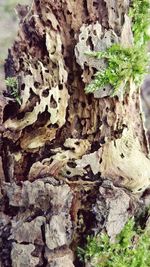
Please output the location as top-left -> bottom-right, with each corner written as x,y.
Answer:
85,0 -> 150,96
85,44 -> 148,96
5,77 -> 21,105
78,219 -> 150,267
129,0 -> 150,45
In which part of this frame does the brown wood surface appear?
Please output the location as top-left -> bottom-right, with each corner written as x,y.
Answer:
0,1 -> 150,266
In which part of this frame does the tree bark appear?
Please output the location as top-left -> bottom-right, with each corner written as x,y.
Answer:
0,0 -> 150,266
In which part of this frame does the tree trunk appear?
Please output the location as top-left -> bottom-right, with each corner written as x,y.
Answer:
0,0 -> 150,266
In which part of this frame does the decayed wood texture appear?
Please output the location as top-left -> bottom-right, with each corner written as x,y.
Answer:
0,1 -> 150,266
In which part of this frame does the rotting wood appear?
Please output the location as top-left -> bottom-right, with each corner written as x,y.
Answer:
0,1 -> 150,266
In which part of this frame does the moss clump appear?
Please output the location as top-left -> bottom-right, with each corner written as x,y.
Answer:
129,0 -> 150,45
5,77 -> 21,105
78,219 -> 150,267
84,44 -> 148,96
85,0 -> 150,96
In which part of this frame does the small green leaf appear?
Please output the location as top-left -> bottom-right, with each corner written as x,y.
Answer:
5,77 -> 22,105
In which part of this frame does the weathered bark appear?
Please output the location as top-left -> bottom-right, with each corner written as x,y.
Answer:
0,1 -> 150,266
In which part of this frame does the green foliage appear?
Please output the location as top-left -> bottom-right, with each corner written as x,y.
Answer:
85,44 -> 148,95
129,0 -> 150,45
85,0 -> 150,96
5,77 -> 21,105
78,219 -> 150,267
